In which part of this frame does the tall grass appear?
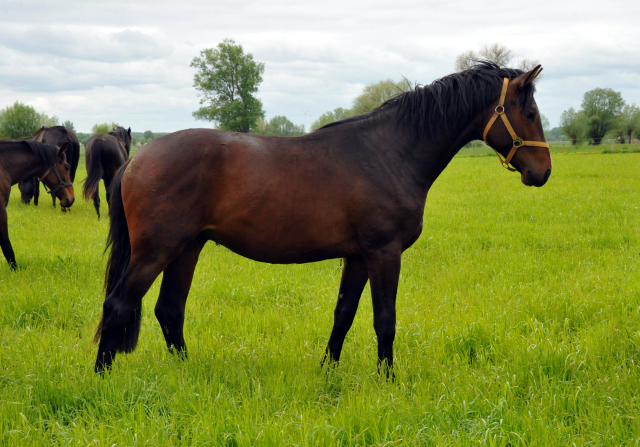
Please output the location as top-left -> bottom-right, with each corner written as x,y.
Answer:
0,152 -> 639,445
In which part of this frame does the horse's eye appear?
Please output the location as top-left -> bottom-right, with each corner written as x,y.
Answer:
526,111 -> 536,120
64,163 -> 70,170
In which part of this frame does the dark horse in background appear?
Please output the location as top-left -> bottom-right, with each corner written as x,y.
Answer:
94,63 -> 552,375
18,126 -> 80,210
83,127 -> 131,219
0,140 -> 74,269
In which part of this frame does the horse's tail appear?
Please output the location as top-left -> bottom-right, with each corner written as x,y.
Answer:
68,138 -> 81,182
83,139 -> 103,201
93,160 -> 139,353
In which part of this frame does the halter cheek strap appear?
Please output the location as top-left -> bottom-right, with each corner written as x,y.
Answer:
483,78 -> 550,172
39,165 -> 73,196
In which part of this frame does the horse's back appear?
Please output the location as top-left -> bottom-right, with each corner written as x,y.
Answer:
123,129 -> 368,263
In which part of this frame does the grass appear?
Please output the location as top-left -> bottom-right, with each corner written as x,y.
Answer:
0,152 -> 639,445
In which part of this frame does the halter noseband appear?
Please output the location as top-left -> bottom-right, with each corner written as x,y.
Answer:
39,164 -> 73,196
483,78 -> 550,172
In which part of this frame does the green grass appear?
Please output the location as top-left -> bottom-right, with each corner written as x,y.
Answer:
1,152 -> 639,445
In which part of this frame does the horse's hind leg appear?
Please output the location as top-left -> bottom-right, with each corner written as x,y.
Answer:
322,256 -> 369,365
95,254 -> 169,373
92,182 -> 101,219
154,239 -> 205,358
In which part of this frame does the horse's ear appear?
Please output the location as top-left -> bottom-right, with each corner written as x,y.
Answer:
520,65 -> 543,87
127,127 -> 131,135
57,142 -> 69,159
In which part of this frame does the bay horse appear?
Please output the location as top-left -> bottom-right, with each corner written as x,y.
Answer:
94,63 -> 552,374
83,127 -> 131,219
18,126 -> 80,210
0,140 -> 74,269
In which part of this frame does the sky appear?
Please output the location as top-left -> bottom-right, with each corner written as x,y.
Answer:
1,0 -> 639,133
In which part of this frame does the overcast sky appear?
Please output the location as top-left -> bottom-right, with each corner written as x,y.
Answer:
1,0 -> 638,133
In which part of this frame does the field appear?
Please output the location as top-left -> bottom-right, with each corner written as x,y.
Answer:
0,148 -> 639,445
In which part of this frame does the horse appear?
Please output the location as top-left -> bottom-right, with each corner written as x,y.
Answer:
83,127 -> 131,219
93,63 -> 552,375
0,140 -> 74,269
18,126 -> 80,210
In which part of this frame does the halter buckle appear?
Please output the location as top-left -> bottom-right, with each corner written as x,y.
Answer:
513,138 -> 523,148
495,105 -> 505,114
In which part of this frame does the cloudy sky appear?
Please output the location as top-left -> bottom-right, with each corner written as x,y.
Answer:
1,0 -> 638,133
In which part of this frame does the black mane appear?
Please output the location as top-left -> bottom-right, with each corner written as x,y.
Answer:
0,140 -> 58,168
320,61 -> 537,141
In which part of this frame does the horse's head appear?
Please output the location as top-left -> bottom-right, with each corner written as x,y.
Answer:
482,66 -> 552,187
39,142 -> 75,208
110,126 -> 132,155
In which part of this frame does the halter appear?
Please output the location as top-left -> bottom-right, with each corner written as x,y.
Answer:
39,164 -> 73,196
483,78 -> 550,172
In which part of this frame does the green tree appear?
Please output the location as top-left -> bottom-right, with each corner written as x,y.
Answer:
191,39 -> 265,133
143,130 -> 155,141
92,122 -> 120,135
581,88 -> 625,145
0,101 -> 40,139
310,107 -> 353,131
255,116 -> 304,136
351,79 -> 412,115
559,107 -> 585,146
540,114 -> 550,133
62,120 -> 75,131
616,104 -> 640,144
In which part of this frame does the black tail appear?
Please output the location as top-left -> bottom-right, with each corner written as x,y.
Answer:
93,160 -> 141,353
68,139 -> 81,182
83,139 -> 103,201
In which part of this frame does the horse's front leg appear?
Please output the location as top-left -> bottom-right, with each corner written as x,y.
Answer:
0,202 -> 17,270
322,256 -> 369,366
364,242 -> 402,378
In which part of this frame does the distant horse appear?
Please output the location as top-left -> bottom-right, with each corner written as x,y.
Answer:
94,63 -> 551,374
83,127 -> 131,219
0,140 -> 74,269
18,126 -> 80,210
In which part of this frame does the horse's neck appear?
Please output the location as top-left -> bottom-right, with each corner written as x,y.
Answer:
363,109 -> 481,193
0,145 -> 42,185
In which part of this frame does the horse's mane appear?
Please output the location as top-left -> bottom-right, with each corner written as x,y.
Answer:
319,61 -> 536,141
0,140 -> 58,167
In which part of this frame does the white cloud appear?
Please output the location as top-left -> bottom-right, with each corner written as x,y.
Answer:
0,0 -> 638,132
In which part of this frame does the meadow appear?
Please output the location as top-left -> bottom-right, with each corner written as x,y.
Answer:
0,148 -> 639,445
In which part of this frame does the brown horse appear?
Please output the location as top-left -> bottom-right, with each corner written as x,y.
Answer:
83,127 -> 131,219
18,126 -> 80,210
94,63 -> 552,374
0,140 -> 74,269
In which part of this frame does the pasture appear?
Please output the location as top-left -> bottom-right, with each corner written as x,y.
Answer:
0,150 -> 639,445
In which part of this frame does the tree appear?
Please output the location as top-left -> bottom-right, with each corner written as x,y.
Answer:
616,104 -> 640,143
62,120 -> 75,131
581,88 -> 625,145
0,101 -> 41,139
255,116 -> 305,136
559,107 -> 585,146
540,114 -> 550,133
92,122 -> 120,135
143,130 -> 155,141
351,79 -> 412,115
310,108 -> 353,131
191,39 -> 265,133
38,113 -> 58,128
455,43 -> 514,71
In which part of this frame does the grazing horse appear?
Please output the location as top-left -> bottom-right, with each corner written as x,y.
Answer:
94,63 -> 552,374
0,140 -> 74,269
83,127 -> 131,219
18,126 -> 80,210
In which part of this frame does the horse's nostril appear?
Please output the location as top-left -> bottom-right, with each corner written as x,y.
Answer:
543,169 -> 551,183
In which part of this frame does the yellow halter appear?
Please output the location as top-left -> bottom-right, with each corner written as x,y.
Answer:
483,78 -> 550,172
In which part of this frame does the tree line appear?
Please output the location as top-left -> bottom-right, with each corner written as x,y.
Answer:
560,90 -> 639,145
